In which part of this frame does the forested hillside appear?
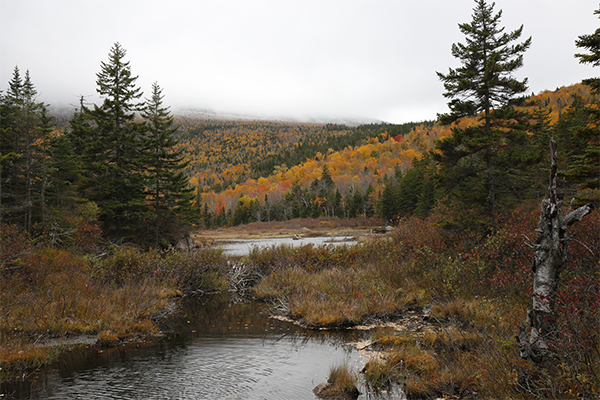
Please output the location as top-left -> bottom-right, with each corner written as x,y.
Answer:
177,83 -> 597,228
2,3 -> 599,396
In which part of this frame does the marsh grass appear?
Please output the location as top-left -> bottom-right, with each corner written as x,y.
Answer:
323,362 -> 360,399
249,208 -> 600,398
254,262 -> 402,327
0,231 -> 229,383
1,207 -> 597,396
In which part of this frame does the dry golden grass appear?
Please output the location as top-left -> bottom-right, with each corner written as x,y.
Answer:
254,263 -> 401,327
324,362 -> 360,399
0,244 -> 229,383
195,216 -> 384,240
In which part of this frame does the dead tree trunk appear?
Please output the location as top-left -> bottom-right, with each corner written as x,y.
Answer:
517,140 -> 595,363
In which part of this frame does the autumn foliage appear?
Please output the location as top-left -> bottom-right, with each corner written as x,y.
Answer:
168,84 -> 598,230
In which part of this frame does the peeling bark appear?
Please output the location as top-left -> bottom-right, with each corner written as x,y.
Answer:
517,140 -> 595,363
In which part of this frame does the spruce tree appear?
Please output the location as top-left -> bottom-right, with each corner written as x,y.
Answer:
572,5 -> 600,204
435,0 -> 531,232
0,67 -> 48,231
141,82 -> 195,247
82,43 -> 147,239
575,6 -> 600,91
379,179 -> 398,221
437,0 -> 531,125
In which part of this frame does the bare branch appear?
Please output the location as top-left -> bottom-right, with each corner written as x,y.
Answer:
562,203 -> 595,228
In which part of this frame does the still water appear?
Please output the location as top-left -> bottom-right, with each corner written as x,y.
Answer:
5,294 -> 373,400
215,236 -> 357,257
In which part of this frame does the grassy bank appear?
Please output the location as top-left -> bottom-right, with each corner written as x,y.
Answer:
0,224 -> 228,383
246,205 -> 600,399
2,207 -> 597,398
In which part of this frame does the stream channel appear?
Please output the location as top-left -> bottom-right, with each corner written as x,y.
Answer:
4,293 -> 403,399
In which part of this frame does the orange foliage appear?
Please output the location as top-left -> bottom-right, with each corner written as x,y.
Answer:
183,83 -> 597,215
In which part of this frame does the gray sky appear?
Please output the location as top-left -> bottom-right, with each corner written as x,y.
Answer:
1,0 -> 597,123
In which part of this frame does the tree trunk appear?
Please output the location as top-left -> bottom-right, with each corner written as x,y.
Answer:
517,139 -> 594,363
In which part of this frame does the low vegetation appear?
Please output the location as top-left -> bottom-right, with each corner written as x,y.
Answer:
1,201 -> 597,398
0,223 -> 228,383
246,203 -> 599,399
313,362 -> 360,400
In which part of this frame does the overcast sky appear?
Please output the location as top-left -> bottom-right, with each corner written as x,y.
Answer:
1,0 -> 598,124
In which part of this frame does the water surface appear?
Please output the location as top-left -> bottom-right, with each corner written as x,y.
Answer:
215,236 -> 357,257
5,294 -> 372,400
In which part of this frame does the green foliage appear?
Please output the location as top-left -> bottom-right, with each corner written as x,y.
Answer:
434,0 -> 534,235
0,67 -> 53,232
437,0 -> 531,124
232,195 -> 259,226
141,82 -> 197,247
552,95 -> 600,204
378,154 -> 438,220
64,44 -> 197,246
77,43 -> 148,239
575,5 -> 600,93
571,12 -> 600,205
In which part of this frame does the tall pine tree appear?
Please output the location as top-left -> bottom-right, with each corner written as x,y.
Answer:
435,0 -> 531,234
141,82 -> 196,247
0,67 -> 49,232
572,5 -> 600,204
80,43 -> 147,239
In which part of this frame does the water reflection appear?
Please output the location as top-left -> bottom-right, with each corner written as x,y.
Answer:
5,294 -> 373,400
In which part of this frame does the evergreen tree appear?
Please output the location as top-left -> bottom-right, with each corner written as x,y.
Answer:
575,6 -> 600,92
379,178 -> 398,220
0,67 -> 48,231
310,163 -> 336,217
37,105 -> 56,230
437,0 -> 531,125
435,0 -> 531,231
80,43 -> 147,239
573,6 -> 600,204
414,155 -> 439,217
396,162 -> 423,216
553,96 -> 599,204
45,132 -> 84,212
348,189 -> 363,218
333,188 -> 343,217
363,184 -> 376,217
320,163 -> 334,188
141,82 -> 196,247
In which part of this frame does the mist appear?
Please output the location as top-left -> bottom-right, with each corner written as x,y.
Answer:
1,0 -> 597,124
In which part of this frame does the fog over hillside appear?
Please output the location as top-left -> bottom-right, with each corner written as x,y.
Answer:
2,1 -> 597,124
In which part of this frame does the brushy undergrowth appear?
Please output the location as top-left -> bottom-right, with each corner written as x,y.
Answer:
0,224 -> 228,383
1,204 -> 597,398
249,205 -> 600,399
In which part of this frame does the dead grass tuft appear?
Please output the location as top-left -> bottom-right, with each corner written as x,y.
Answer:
324,362 -> 360,399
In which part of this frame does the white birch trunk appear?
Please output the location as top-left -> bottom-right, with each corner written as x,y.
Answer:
517,140 -> 594,363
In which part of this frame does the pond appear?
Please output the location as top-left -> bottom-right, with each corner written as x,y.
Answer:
3,294 -> 404,400
215,235 -> 358,257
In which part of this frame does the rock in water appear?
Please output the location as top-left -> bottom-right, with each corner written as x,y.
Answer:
313,381 -> 360,400
313,382 -> 332,397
